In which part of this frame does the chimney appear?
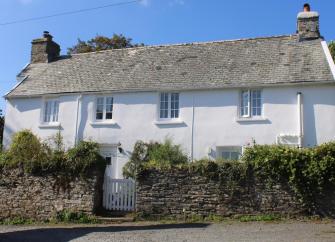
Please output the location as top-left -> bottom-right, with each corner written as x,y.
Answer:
31,31 -> 61,63
297,4 -> 321,41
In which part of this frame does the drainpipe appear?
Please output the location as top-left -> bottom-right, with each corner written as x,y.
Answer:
297,92 -> 303,148
74,94 -> 83,145
190,94 -> 195,162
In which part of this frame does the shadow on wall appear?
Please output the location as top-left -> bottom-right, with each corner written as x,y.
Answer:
0,223 -> 209,242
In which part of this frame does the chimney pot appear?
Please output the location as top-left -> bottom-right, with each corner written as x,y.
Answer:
303,3 -> 311,12
31,31 -> 60,63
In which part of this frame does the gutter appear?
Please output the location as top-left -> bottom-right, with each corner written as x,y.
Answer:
74,94 -> 83,145
6,80 -> 335,100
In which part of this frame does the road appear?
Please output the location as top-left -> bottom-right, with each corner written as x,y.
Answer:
0,221 -> 335,242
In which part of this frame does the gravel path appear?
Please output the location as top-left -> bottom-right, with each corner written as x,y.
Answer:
0,221 -> 335,242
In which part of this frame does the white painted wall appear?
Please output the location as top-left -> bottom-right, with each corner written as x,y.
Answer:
4,84 -> 335,178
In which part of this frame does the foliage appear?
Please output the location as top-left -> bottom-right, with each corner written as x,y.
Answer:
0,130 -> 105,177
0,110 -> 4,148
67,140 -> 106,176
123,139 -> 189,179
67,34 -> 144,54
329,41 -> 335,61
54,210 -> 99,224
5,130 -> 50,173
243,143 -> 335,213
238,214 -> 281,222
0,217 -> 34,225
189,159 -> 248,183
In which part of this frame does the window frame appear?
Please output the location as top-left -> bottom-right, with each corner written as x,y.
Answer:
239,89 -> 263,118
216,146 -> 243,161
41,98 -> 60,125
158,92 -> 180,120
94,96 -> 114,122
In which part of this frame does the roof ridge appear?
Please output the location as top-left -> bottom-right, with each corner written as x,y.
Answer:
68,34 -> 297,57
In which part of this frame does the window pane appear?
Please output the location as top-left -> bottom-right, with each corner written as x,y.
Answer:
106,97 -> 113,120
240,91 -> 249,117
96,97 -> 104,120
251,90 -> 262,116
52,101 -> 59,122
105,156 -> 112,165
44,101 -> 51,123
106,112 -> 113,120
96,112 -> 103,120
171,93 -> 179,118
106,97 -> 113,107
160,93 -> 169,118
222,152 -> 231,160
230,152 -> 240,161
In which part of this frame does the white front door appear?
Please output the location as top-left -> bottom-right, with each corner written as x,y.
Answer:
101,146 -> 117,178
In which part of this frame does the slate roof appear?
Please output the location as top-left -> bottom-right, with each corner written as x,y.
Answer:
6,35 -> 335,98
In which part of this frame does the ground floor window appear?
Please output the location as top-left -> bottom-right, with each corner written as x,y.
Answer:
216,146 -> 242,161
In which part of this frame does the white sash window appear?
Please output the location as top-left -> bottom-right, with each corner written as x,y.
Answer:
43,99 -> 59,123
240,90 -> 262,118
159,93 -> 180,119
96,97 -> 114,121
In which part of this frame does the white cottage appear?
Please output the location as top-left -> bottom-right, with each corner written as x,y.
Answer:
3,8 -> 335,178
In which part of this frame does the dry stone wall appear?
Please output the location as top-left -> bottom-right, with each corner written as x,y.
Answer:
136,169 -> 304,218
0,169 -> 103,221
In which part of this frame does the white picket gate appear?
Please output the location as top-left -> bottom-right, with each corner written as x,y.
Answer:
103,178 -> 136,211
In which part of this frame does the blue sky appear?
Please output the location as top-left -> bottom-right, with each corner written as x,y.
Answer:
0,0 -> 334,112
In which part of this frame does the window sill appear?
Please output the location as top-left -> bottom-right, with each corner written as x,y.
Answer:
154,119 -> 184,125
90,120 -> 117,126
235,117 -> 269,123
38,122 -> 61,128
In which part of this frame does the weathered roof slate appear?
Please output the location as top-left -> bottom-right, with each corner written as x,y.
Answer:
6,35 -> 335,98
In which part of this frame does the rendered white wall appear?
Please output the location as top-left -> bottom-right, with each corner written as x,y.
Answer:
4,84 -> 335,178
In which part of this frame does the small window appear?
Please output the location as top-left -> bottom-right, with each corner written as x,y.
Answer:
217,146 -> 242,161
159,93 -> 180,119
240,90 -> 262,118
43,99 -> 59,123
95,97 -> 114,121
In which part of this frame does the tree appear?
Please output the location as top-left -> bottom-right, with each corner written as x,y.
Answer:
329,41 -> 335,61
67,34 -> 144,54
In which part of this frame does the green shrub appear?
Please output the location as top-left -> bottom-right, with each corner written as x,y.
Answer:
5,130 -> 50,173
66,141 -> 105,176
1,130 -> 105,177
123,139 -> 188,178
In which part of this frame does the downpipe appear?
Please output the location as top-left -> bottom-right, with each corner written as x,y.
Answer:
297,92 -> 303,148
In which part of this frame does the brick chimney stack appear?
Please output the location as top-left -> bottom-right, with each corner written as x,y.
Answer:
31,31 -> 60,63
297,4 -> 321,41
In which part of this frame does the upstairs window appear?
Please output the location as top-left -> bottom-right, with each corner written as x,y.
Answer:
43,99 -> 59,123
240,90 -> 262,117
96,97 -> 113,121
159,93 -> 179,119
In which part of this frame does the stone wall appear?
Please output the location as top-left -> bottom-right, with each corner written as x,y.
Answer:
136,169 -> 304,218
0,169 -> 103,221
